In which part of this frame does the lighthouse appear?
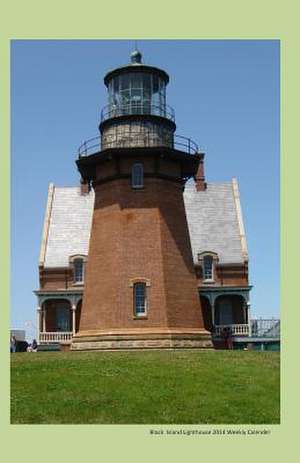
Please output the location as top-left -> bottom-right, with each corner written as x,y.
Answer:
71,49 -> 212,350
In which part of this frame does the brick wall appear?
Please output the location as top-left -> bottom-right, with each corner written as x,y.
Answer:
79,175 -> 206,332
196,263 -> 248,287
39,268 -> 84,291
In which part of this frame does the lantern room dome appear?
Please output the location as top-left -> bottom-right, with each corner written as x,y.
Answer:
103,58 -> 169,87
130,49 -> 142,64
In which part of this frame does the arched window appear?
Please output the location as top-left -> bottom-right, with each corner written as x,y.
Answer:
133,282 -> 147,316
132,163 -> 144,189
203,255 -> 214,281
74,258 -> 84,283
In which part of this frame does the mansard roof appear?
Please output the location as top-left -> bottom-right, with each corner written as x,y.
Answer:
184,179 -> 248,265
39,185 -> 94,268
39,179 -> 248,268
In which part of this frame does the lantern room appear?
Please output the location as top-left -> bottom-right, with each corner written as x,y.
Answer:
99,49 -> 176,151
101,49 -> 173,122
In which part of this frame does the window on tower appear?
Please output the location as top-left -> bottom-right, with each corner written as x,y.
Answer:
133,282 -> 147,316
132,163 -> 144,189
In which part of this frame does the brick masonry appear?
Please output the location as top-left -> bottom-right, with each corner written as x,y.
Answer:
77,177 -> 208,331
72,150 -> 213,349
38,154 -> 248,351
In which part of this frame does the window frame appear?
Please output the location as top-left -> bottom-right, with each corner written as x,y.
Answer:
131,162 -> 144,189
69,255 -> 87,285
73,258 -> 84,284
197,251 -> 218,283
203,255 -> 214,282
133,282 -> 147,317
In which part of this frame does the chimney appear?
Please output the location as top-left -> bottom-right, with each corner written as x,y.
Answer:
80,179 -> 89,195
194,153 -> 206,191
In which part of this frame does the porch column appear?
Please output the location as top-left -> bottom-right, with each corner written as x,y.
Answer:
210,294 -> 216,328
211,302 -> 215,327
247,302 -> 252,336
72,304 -> 76,335
42,307 -> 46,332
37,307 -> 41,343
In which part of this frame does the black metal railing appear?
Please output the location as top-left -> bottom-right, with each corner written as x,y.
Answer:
100,101 -> 175,123
78,136 -> 100,157
251,319 -> 280,338
77,131 -> 199,157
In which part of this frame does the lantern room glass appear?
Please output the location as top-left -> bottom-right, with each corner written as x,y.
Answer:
108,72 -> 167,118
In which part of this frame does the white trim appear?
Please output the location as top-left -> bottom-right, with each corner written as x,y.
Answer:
231,178 -> 248,262
39,183 -> 55,267
69,254 -> 88,263
39,332 -> 72,344
214,324 -> 249,336
37,308 -> 41,343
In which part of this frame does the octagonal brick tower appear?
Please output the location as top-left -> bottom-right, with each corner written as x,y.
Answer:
71,50 -> 212,350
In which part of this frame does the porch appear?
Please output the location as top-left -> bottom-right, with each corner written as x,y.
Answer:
199,286 -> 252,340
35,291 -> 83,345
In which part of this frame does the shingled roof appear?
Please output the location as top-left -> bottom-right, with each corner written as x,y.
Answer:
39,178 -> 248,268
39,185 -> 94,268
184,179 -> 248,265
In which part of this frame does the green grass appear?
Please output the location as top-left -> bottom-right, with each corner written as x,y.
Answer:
11,350 -> 280,424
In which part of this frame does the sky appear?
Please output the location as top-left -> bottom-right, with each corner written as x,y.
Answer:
11,40 -> 280,339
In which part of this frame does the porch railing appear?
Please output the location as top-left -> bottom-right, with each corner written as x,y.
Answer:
39,332 -> 73,344
251,319 -> 280,338
214,324 -> 250,336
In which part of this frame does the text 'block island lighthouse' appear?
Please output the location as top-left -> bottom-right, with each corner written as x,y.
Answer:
36,49 -> 251,350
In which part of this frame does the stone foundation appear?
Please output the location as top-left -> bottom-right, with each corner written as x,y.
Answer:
71,328 -> 213,351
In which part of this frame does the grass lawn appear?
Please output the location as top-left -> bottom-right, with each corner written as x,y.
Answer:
11,350 -> 280,424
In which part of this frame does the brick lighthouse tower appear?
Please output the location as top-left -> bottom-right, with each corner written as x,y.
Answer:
71,49 -> 212,350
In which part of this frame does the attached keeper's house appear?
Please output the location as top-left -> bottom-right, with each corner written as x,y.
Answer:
35,177 -> 251,348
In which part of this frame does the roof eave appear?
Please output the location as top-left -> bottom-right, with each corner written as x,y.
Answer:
38,183 -> 55,268
231,178 -> 249,262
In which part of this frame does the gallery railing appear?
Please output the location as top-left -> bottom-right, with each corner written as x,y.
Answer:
78,132 -> 199,157
101,101 -> 175,123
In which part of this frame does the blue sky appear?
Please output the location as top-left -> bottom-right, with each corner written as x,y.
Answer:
11,40 -> 279,338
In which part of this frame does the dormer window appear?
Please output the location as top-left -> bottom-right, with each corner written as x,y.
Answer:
74,258 -> 84,283
198,251 -> 218,283
69,255 -> 87,284
203,255 -> 213,281
132,163 -> 144,189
